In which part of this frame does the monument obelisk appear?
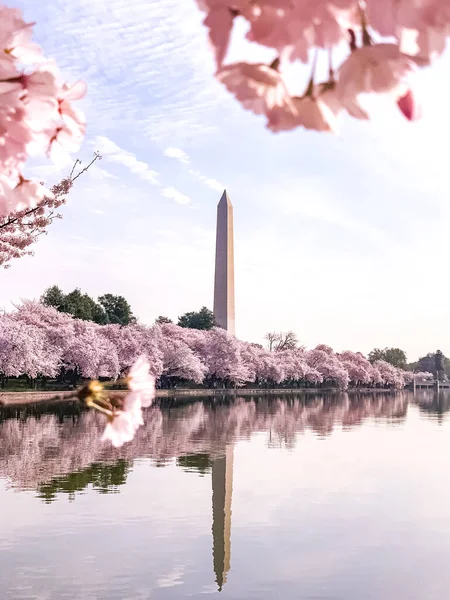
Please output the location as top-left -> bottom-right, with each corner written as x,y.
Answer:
213,190 -> 235,335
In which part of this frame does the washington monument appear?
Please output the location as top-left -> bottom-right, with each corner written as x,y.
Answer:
213,190 -> 235,335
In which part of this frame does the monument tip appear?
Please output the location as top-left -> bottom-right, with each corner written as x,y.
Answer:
219,189 -> 232,207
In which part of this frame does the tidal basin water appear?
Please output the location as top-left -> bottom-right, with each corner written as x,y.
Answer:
1,390 -> 450,599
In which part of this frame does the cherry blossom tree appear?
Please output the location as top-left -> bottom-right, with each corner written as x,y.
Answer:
412,371 -> 434,381
0,5 -> 86,220
339,350 -> 371,386
128,324 -> 164,379
238,340 -> 264,383
194,0 -> 446,133
200,327 -> 250,386
102,323 -> 148,376
305,347 -> 350,389
12,301 -> 75,357
264,354 -> 287,385
152,324 -> 207,385
0,315 -> 60,384
373,359 -> 405,389
62,320 -> 120,382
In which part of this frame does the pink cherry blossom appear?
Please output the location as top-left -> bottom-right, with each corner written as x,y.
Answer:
414,1 -> 450,61
204,6 -> 236,69
337,43 -> 423,103
216,60 -> 296,116
193,1 -> 447,134
8,178 -> 52,213
266,92 -> 338,133
318,83 -> 369,121
0,5 -> 86,219
245,6 -> 296,55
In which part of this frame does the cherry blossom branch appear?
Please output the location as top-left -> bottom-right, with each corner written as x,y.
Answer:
0,153 -> 101,268
0,153 -> 99,232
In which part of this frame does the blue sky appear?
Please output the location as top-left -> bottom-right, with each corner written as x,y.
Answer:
2,0 -> 450,361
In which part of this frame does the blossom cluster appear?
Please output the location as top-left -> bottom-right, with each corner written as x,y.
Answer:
196,0 -> 447,132
0,5 -> 86,218
0,301 -> 422,392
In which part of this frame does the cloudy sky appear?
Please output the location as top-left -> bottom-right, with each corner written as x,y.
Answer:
2,0 -> 450,361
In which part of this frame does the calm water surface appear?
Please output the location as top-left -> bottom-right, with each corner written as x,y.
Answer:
1,390 -> 450,599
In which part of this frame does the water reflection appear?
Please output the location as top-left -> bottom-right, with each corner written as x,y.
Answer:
211,446 -> 233,591
2,390 -> 450,599
37,460 -> 130,503
0,392 -> 410,493
414,389 -> 450,422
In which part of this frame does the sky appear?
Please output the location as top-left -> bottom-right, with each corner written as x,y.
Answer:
2,0 -> 450,361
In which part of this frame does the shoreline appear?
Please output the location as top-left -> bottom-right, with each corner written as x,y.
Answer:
0,386 -> 398,407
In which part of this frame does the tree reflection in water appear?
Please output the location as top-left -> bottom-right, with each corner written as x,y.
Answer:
0,392 -> 415,496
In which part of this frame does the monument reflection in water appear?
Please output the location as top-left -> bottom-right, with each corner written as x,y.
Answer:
175,445 -> 234,591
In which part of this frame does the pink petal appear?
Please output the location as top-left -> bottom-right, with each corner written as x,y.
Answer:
204,7 -> 234,69
62,80 -> 87,101
397,89 -> 421,121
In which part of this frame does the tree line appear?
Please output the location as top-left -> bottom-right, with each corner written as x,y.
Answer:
0,286 -> 440,389
0,299 -> 425,392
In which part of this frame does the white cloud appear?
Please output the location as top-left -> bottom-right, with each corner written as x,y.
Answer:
161,186 -> 192,205
87,166 -> 118,181
30,0 -> 229,142
94,136 -> 159,185
164,149 -> 224,191
164,147 -> 190,164
187,169 -> 224,192
89,208 -> 105,215
203,177 -> 224,191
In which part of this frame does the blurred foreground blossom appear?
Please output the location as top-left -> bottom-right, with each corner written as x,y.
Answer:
194,0 -> 449,134
77,355 -> 156,448
0,5 -> 86,218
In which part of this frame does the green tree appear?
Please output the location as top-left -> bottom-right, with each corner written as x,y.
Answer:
41,285 -> 66,309
368,347 -> 407,368
155,316 -> 173,325
368,348 -> 386,363
63,289 -> 107,324
417,353 -> 436,375
383,348 -> 407,368
177,306 -> 215,330
98,294 -> 136,326
41,286 -> 136,326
